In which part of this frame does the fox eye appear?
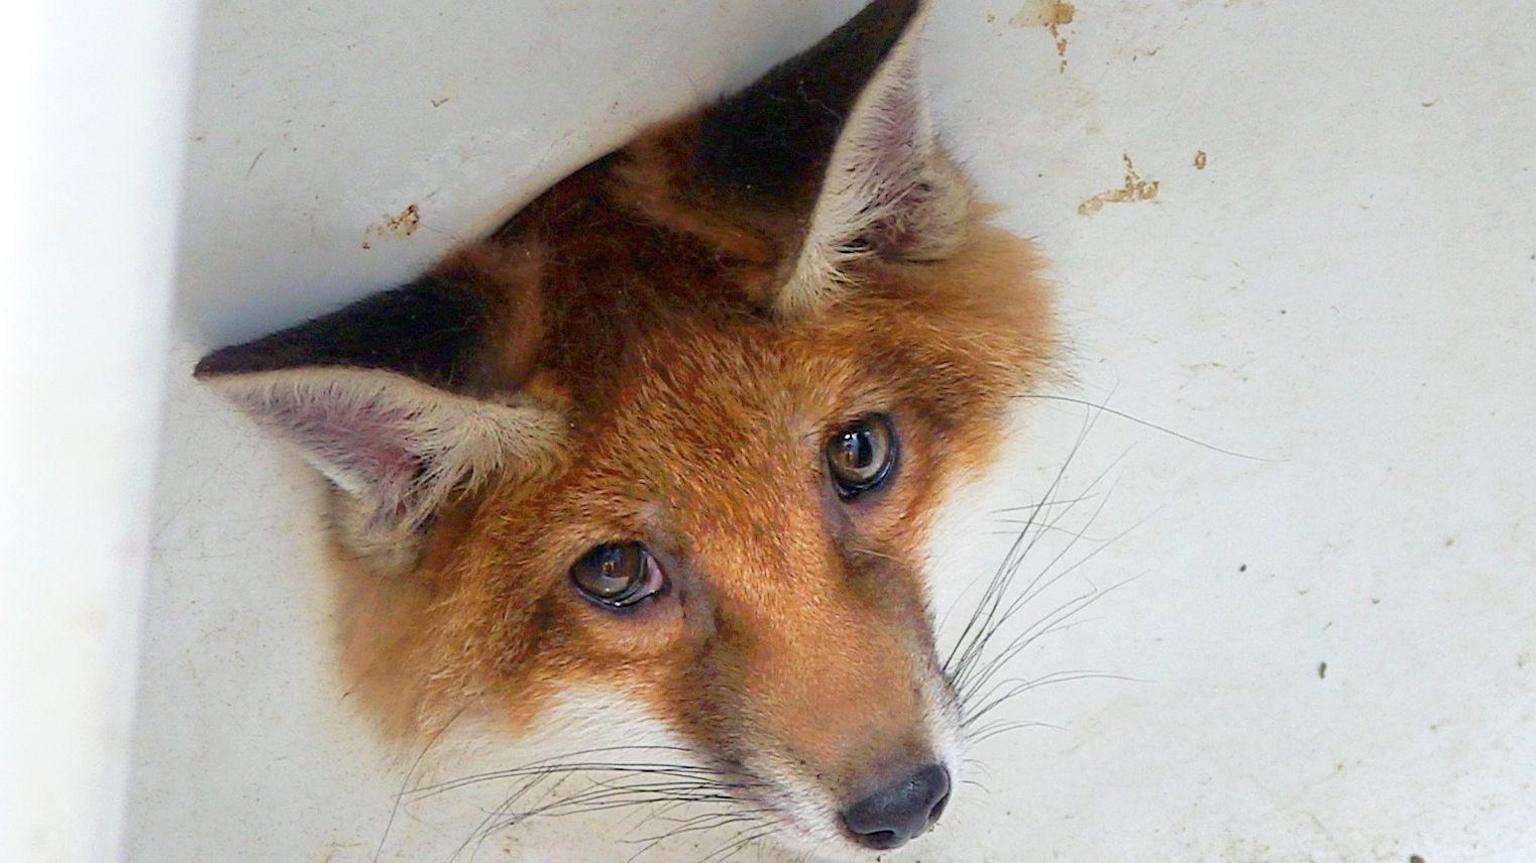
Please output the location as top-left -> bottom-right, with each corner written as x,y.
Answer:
826,414 -> 898,499
570,543 -> 667,609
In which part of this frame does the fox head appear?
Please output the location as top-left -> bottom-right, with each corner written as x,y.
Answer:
195,0 -> 1052,856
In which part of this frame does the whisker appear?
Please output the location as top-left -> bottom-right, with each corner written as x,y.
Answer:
1013,392 -> 1276,462
965,718 -> 1063,746
374,706 -> 466,863
412,756 -> 756,800
943,408 -> 1100,680
696,825 -> 778,863
964,672 -> 1133,729
951,450 -> 1135,698
960,573 -> 1141,704
948,433 -> 1127,693
989,493 -> 1100,515
957,405 -> 1112,654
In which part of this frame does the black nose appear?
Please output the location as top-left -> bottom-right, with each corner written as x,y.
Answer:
840,764 -> 952,850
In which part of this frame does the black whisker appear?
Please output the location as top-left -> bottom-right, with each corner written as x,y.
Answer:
965,672 -> 1133,731
374,706 -> 467,863
946,420 -> 1126,692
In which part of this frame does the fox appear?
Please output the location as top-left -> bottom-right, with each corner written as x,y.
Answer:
194,0 -> 1054,858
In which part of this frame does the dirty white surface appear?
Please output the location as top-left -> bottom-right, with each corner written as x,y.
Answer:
128,1 -> 1536,862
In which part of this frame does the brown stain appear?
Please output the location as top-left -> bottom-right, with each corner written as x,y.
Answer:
1194,149 -> 1208,170
1011,1 -> 1075,73
1011,0 -> 1075,26
1077,154 -> 1160,215
362,203 -> 424,247
385,204 -> 421,238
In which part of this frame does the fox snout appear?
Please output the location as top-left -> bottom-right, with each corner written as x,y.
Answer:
687,554 -> 962,851
702,616 -> 961,852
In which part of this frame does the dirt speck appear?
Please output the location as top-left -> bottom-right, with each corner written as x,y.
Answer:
1238,563 -> 1247,572
1317,661 -> 1327,679
1443,536 -> 1455,547
1518,651 -> 1530,669
1410,856 -> 1426,863
1420,98 -> 1439,108
365,204 -> 424,244
384,204 -> 421,238
1010,1 -> 1075,72
1078,155 -> 1160,215
1194,149 -> 1208,170
1011,0 -> 1075,26
431,97 -> 451,108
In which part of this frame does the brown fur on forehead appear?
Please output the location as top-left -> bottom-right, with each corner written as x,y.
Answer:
488,147 -> 1051,414
331,158 -> 1052,741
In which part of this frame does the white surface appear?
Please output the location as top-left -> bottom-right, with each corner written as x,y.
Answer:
1,1 -> 194,861
129,1 -> 1536,862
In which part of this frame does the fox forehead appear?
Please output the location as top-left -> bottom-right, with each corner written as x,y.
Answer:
476,320 -> 934,590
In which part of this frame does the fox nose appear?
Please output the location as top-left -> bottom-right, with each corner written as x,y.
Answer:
840,764 -> 952,850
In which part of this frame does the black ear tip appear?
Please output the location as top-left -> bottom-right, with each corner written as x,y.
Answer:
694,0 -> 928,204
193,342 -> 255,380
192,349 -> 228,380
873,0 -> 925,22
848,0 -> 927,39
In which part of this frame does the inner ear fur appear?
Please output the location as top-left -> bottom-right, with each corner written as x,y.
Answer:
195,241 -> 563,547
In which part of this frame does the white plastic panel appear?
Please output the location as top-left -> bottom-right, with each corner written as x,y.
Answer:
2,1 -> 195,861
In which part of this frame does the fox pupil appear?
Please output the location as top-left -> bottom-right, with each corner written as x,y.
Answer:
571,543 -> 654,608
841,434 -> 873,469
827,414 -> 897,498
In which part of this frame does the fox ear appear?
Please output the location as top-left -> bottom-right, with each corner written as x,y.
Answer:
694,0 -> 966,316
194,248 -> 562,532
